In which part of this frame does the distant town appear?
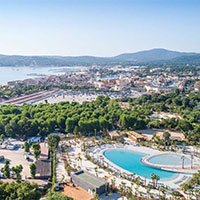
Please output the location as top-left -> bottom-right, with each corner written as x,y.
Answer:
0,64 -> 199,105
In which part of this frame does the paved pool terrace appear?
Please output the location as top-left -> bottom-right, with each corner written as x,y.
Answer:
141,152 -> 200,171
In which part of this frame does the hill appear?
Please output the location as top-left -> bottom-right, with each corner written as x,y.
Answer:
0,49 -> 199,66
114,48 -> 197,62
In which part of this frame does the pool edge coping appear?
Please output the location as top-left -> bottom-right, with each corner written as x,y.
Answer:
99,147 -> 181,182
141,153 -> 194,173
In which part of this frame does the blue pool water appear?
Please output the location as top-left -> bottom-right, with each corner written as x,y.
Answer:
103,149 -> 177,179
148,153 -> 190,166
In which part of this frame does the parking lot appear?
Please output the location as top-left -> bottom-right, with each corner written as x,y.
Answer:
0,148 -> 34,179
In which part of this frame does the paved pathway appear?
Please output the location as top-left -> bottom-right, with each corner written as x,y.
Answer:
56,147 -> 69,182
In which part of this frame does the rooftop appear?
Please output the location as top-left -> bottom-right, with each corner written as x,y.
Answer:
40,143 -> 48,160
74,170 -> 105,188
35,159 -> 51,178
126,131 -> 146,139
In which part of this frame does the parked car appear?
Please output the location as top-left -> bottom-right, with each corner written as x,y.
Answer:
0,155 -> 4,161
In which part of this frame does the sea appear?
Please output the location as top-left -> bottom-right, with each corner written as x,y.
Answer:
0,66 -> 86,85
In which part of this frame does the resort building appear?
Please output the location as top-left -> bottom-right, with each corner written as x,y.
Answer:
40,142 -> 49,160
108,131 -> 121,140
71,170 -> 106,195
35,159 -> 51,179
127,131 -> 146,142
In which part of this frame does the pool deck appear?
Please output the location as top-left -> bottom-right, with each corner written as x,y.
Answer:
141,153 -> 200,172
88,143 -> 200,189
64,139 -> 196,199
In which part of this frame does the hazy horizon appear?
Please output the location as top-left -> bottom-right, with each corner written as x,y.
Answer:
0,0 -> 200,56
0,48 -> 199,57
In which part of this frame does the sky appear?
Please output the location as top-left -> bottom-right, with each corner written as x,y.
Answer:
0,0 -> 200,57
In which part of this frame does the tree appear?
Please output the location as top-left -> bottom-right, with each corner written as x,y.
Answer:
151,173 -> 157,188
24,141 -> 30,153
171,191 -> 182,199
34,149 -> 41,160
190,155 -> 194,169
99,117 -> 111,131
65,118 -> 77,133
32,143 -> 41,160
0,181 -> 41,200
94,167 -> 98,177
154,175 -> 160,187
119,181 -> 126,199
32,143 -> 40,151
181,155 -> 185,169
29,163 -> 36,179
176,120 -> 193,132
3,160 -> 10,178
181,182 -> 190,196
11,164 -> 23,182
57,116 -> 66,132
48,133 -> 60,152
163,131 -> 171,141
0,134 -> 5,144
73,126 -> 79,139
16,181 -> 41,200
94,194 -> 101,200
46,191 -> 73,200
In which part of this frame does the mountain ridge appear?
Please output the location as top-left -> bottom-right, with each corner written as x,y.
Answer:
114,48 -> 198,62
0,48 -> 199,66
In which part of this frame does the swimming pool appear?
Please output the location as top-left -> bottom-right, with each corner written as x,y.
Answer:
147,153 -> 190,166
103,149 -> 177,179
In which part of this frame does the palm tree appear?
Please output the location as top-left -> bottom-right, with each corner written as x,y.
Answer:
105,182 -> 108,194
181,155 -> 185,169
155,175 -> 160,187
152,133 -> 157,142
65,147 -> 69,155
111,177 -> 116,191
188,188 -> 193,200
73,164 -> 76,170
146,187 -> 151,199
76,156 -> 81,167
127,186 -> 133,198
171,191 -> 180,200
134,179 -> 140,196
163,131 -> 171,141
181,183 -> 189,199
194,189 -> 200,200
190,155 -> 194,169
130,181 -> 134,189
79,156 -> 82,167
99,155 -> 103,165
131,173 -> 135,180
119,181 -> 126,200
94,193 -> 100,200
94,167 -> 98,177
94,129 -> 97,139
144,176 -> 147,187
173,140 -> 178,151
151,173 -> 156,188
160,187 -> 166,199
92,136 -> 95,143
